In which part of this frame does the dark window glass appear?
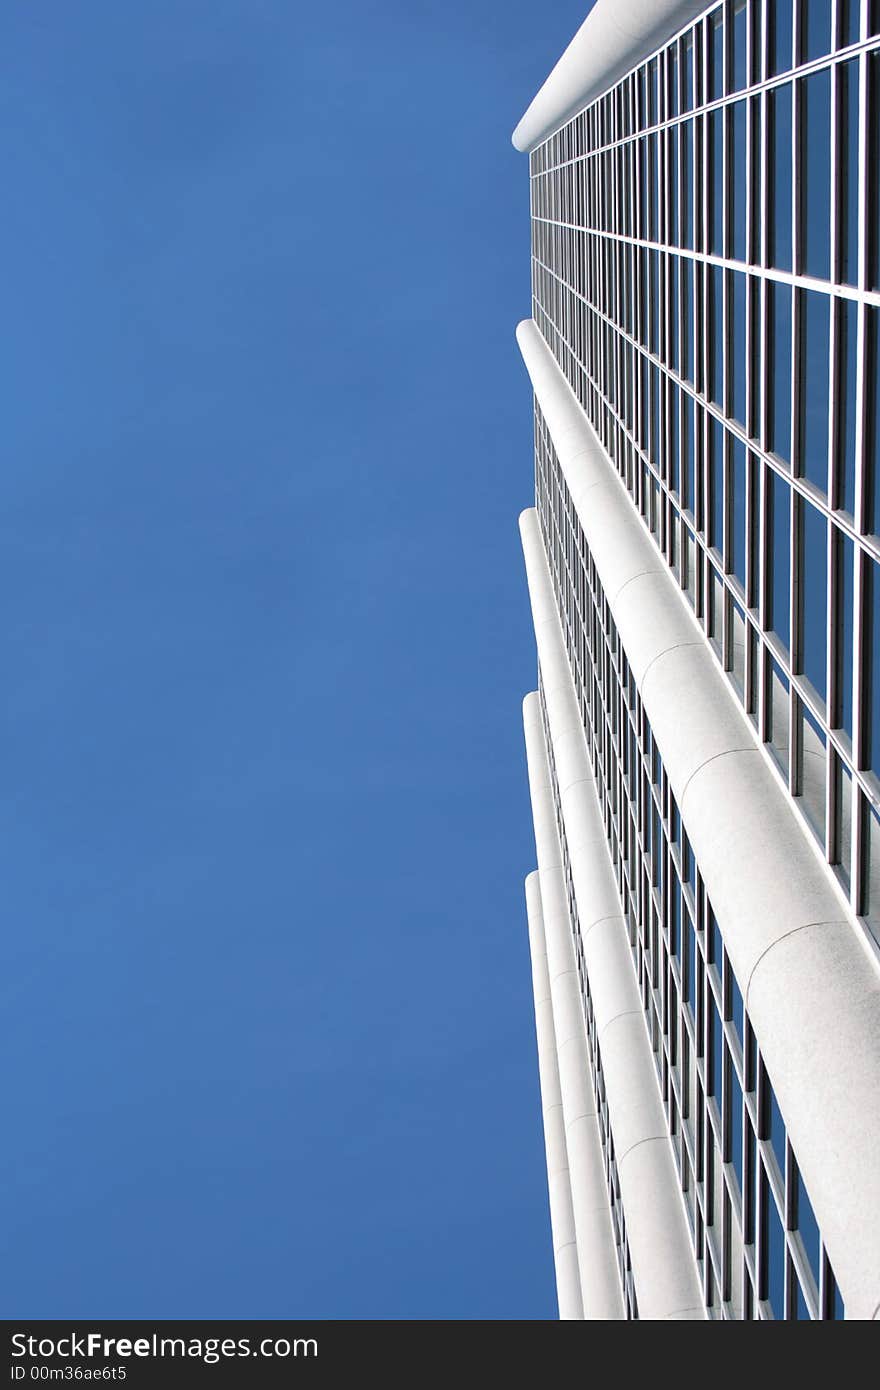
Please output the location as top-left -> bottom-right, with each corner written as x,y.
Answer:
870,561 -> 880,781
839,0 -> 859,46
801,70 -> 831,280
729,1062 -> 744,1192
770,0 -> 793,74
649,132 -> 658,241
731,101 -> 746,261
682,119 -> 694,250
651,250 -> 660,355
794,1168 -> 821,1290
837,531 -> 854,736
668,43 -> 679,119
670,383 -> 681,497
799,290 -> 830,492
873,0 -> 880,36
731,270 -> 746,425
710,12 -> 724,100
648,57 -> 658,126
802,0 -> 832,62
766,1083 -> 786,1179
834,753 -> 853,888
710,109 -> 724,255
763,1173 -> 786,1318
769,472 -> 791,649
733,0 -> 747,91
768,281 -> 792,463
802,502 -> 828,698
669,129 -> 680,247
711,999 -> 723,1101
868,309 -> 880,538
683,257 -> 694,383
870,57 -> 880,291
709,265 -> 724,406
838,298 -> 858,516
769,84 -> 792,270
670,257 -> 680,372
800,700 -> 827,840
683,34 -> 694,112
709,418 -> 724,551
732,440 -> 747,585
839,61 -> 859,285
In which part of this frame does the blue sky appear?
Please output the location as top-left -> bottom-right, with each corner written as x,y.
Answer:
1,1 -> 591,1318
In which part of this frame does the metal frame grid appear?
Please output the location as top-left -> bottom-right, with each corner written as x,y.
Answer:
528,0 -> 880,948
535,404 -> 845,1318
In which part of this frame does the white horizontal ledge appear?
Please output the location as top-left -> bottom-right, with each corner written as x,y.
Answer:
512,0 -> 707,153
516,316 -> 880,1320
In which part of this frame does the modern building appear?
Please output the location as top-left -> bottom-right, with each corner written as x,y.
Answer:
514,0 -> 880,1319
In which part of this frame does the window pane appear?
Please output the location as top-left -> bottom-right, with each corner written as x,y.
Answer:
732,0 -> 747,91
802,502 -> 827,698
769,85 -> 793,271
800,70 -> 831,280
731,596 -> 746,692
768,281 -> 792,463
731,101 -> 746,261
867,309 -> 880,539
836,531 -> 854,737
768,659 -> 791,777
769,471 -> 791,650
801,0 -> 832,62
870,560 -> 880,781
762,1172 -> 786,1318
834,753 -> 853,888
709,418 -> 724,551
799,290 -> 830,493
709,265 -> 723,407
839,61 -> 859,286
731,270 -> 746,425
731,440 -> 747,586
870,56 -> 880,291
770,0 -> 793,76
838,298 -> 858,516
683,33 -> 694,112
710,108 -> 724,255
682,256 -> 694,383
864,802 -> 880,941
800,700 -> 827,841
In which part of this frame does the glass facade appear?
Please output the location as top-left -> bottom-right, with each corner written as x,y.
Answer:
528,0 -> 880,945
522,0 -> 880,1319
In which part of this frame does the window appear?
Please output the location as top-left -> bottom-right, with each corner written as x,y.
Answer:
800,70 -> 831,280
798,290 -> 830,493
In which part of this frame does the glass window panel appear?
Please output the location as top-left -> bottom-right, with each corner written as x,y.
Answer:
800,700 -> 827,841
769,84 -> 793,271
710,108 -> 724,255
729,967 -> 744,1050
833,753 -> 853,888
731,440 -> 747,585
709,419 -> 724,551
768,659 -> 791,778
710,11 -> 724,101
770,0 -> 793,76
709,265 -> 724,407
839,0 -> 860,47
762,1172 -> 786,1318
732,0 -> 747,91
863,801 -> 880,940
730,270 -> 746,425
799,290 -> 830,493
794,1167 -> 821,1291
837,530 -> 854,738
838,298 -> 858,515
669,42 -> 680,119
670,257 -> 680,373
839,61 -> 859,286
669,130 -> 680,248
800,70 -> 831,280
870,56 -> 880,292
870,559 -> 880,781
801,0 -> 832,62
731,596 -> 746,692
683,33 -> 694,112
768,281 -> 792,463
729,1060 -> 744,1192
683,256 -> 694,382
731,101 -> 747,262
867,309 -> 880,539
769,472 -> 791,650
801,502 -> 828,699
682,118 -> 694,250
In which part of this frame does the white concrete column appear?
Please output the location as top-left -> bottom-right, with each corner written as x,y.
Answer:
522,566 -> 704,1319
522,709 -> 625,1320
524,871 -> 584,1321
516,316 -> 880,1320
511,0 -> 707,152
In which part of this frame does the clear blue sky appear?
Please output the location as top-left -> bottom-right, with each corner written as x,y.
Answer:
1,1 -> 591,1319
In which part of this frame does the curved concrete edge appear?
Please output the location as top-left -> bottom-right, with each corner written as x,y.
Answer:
512,0 -> 707,153
524,871 -> 585,1320
524,698 -> 625,1320
521,532 -> 702,1318
516,318 -> 880,1319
